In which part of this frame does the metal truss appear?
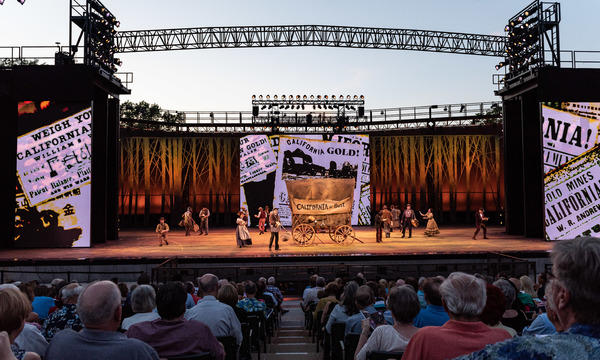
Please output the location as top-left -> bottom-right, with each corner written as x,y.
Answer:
115,25 -> 505,57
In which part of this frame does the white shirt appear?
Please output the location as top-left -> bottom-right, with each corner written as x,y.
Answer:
121,312 -> 161,330
184,295 -> 243,345
355,325 -> 411,360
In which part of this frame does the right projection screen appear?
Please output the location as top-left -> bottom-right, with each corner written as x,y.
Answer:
543,102 -> 600,240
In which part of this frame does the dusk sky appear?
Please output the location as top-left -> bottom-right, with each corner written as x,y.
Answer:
1,0 -> 599,111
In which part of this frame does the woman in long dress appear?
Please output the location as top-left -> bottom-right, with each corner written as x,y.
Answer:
420,208 -> 440,236
236,211 -> 252,248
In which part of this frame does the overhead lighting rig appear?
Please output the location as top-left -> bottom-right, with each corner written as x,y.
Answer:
252,94 -> 365,110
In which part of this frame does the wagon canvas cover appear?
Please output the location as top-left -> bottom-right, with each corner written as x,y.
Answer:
285,178 -> 355,215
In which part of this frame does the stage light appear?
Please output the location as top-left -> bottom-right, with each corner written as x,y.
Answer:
310,95 -> 314,100
252,95 -> 256,99
18,0 -> 25,4
360,95 -> 364,100
259,95 -> 263,100
332,95 -> 336,100
346,95 -> 350,100
317,95 -> 321,99
324,95 -> 328,100
354,95 -> 358,100
505,25 -> 511,31
274,95 -> 278,100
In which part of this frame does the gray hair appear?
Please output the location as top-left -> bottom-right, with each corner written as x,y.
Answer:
268,277 -> 276,285
552,237 -> 600,324
545,281 -> 555,311
77,281 -> 121,326
131,285 -> 156,313
440,272 -> 487,318
316,277 -> 326,288
199,274 -> 218,294
493,279 -> 516,309
61,284 -> 84,301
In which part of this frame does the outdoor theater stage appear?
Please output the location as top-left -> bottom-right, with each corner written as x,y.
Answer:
1,226 -> 551,263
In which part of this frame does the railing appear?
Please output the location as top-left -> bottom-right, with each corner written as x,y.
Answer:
121,101 -> 502,134
0,269 -> 145,284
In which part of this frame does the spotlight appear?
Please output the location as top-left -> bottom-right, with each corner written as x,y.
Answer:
259,95 -> 263,100
18,0 -> 25,4
332,95 -> 336,100
266,95 -> 270,100
252,95 -> 256,99
310,95 -> 315,100
360,95 -> 364,100
353,95 -> 358,100
303,95 -> 307,100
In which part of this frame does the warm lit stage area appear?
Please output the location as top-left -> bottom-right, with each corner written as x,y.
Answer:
0,226 -> 550,263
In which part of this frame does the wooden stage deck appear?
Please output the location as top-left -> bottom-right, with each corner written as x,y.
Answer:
1,225 -> 552,263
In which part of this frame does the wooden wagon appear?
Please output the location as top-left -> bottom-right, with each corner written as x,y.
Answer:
285,178 -> 356,246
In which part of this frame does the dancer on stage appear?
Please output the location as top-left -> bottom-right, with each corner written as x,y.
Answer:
400,204 -> 416,238
269,208 -> 280,251
264,206 -> 271,232
181,207 -> 195,236
374,209 -> 384,243
241,206 -> 250,225
391,205 -> 401,232
380,205 -> 392,238
473,208 -> 489,239
255,207 -> 267,235
236,211 -> 252,248
419,208 -> 440,237
198,207 -> 210,236
156,217 -> 169,246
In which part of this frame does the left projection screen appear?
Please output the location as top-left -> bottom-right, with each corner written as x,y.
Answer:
15,101 -> 92,248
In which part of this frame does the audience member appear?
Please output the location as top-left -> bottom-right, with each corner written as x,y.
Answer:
403,272 -> 511,360
185,274 -> 243,346
267,276 -> 289,314
256,279 -> 276,309
521,281 -> 556,336
186,281 -> 201,304
302,274 -> 318,308
493,279 -> 528,333
345,285 -> 384,335
127,281 -> 224,359
45,281 -> 159,360
302,276 -> 325,310
31,286 -> 54,321
416,277 -> 427,308
236,281 -> 267,317
413,277 -> 450,328
217,283 -> 248,324
0,286 -> 41,360
535,272 -> 548,299
326,281 -> 359,334
479,284 -> 516,337
42,283 -> 83,338
121,285 -> 160,330
510,277 -> 535,310
314,282 -> 339,320
355,285 -> 421,360
457,237 -> 600,359
519,275 -> 538,300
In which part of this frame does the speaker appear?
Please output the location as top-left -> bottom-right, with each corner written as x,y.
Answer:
252,106 -> 259,117
358,106 -> 364,117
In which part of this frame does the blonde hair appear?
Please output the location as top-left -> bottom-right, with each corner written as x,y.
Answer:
519,275 -> 537,298
0,288 -> 31,335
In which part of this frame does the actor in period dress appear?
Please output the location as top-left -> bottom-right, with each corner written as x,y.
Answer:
420,208 -> 440,237
155,217 -> 169,246
198,207 -> 210,236
380,205 -> 393,238
269,208 -> 281,251
374,210 -> 383,243
473,208 -> 489,239
182,207 -> 195,236
255,207 -> 267,235
400,204 -> 416,238
236,212 -> 252,248
391,205 -> 401,231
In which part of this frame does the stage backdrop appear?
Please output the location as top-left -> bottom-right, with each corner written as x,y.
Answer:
543,102 -> 600,240
15,102 -> 92,248
119,133 -> 503,226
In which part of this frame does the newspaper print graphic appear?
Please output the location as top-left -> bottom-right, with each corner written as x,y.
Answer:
544,143 -> 600,240
240,134 -> 277,185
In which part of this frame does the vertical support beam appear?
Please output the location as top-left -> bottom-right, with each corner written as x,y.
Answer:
106,97 -> 120,240
91,88 -> 108,244
503,98 -> 525,235
0,99 -> 17,249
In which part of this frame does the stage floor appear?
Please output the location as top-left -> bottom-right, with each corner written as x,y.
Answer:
1,225 -> 552,262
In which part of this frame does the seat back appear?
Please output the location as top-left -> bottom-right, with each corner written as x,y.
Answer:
344,333 -> 360,360
216,336 -> 237,360
366,350 -> 404,360
166,352 -> 213,360
330,322 -> 346,360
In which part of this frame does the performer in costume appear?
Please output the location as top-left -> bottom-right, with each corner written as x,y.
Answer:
400,204 -> 416,238
241,206 -> 250,226
264,206 -> 271,232
156,217 -> 169,246
181,207 -> 195,236
419,208 -> 440,237
255,207 -> 267,235
390,205 -> 401,232
198,207 -> 210,235
374,209 -> 384,243
236,211 -> 252,248
269,208 -> 280,251
473,208 -> 489,239
380,205 -> 392,238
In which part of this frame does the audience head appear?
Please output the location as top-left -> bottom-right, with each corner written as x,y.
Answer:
185,281 -> 196,295
479,284 -> 507,326
16,283 -> 34,303
324,282 -> 339,297
404,277 -> 418,292
354,285 -> 375,310
256,279 -> 267,297
245,281 -> 257,297
236,283 -> 245,298
218,279 -> 229,289
77,281 -> 122,331
395,279 -> 405,287
308,275 -> 318,288
131,284 -> 156,313
137,272 -> 151,285
117,282 -> 129,298
316,277 -> 326,288
156,282 -> 187,321
198,274 -> 219,296
519,275 -> 536,298
217,284 -> 239,308
0,287 -> 31,341
341,281 -> 359,314
418,277 -> 426,290
493,279 -> 516,310
388,285 -> 421,325
61,283 -> 84,304
440,272 -> 487,320
551,237 -> 600,326
537,272 -> 547,285
509,278 -> 522,291
423,277 -> 444,306
268,277 -> 276,286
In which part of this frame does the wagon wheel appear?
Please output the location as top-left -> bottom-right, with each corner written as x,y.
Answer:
293,224 -> 315,246
334,225 -> 355,246
328,226 -> 336,241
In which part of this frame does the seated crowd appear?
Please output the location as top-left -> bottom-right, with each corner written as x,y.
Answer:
301,236 -> 600,360
0,273 -> 288,360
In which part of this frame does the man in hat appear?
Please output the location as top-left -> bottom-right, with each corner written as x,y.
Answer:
380,205 -> 393,239
473,208 -> 489,240
401,204 -> 416,238
156,217 -> 169,246
269,208 -> 280,251
198,207 -> 210,236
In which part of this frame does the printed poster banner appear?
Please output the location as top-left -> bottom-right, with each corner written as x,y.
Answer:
273,136 -> 364,226
542,103 -> 600,173
544,143 -> 600,240
289,197 -> 353,215
17,108 -> 92,205
240,134 -> 277,185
